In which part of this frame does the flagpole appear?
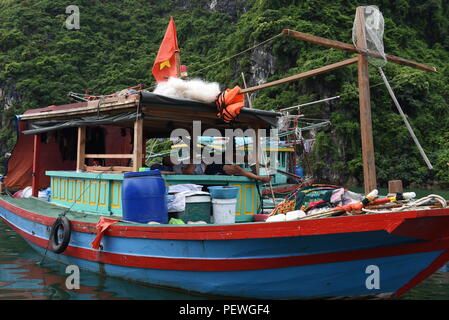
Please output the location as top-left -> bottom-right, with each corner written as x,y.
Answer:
175,51 -> 181,77
152,16 -> 181,82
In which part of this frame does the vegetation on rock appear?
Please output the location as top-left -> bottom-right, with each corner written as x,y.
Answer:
0,0 -> 447,188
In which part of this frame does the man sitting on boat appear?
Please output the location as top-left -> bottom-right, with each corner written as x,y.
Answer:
205,162 -> 272,183
204,146 -> 272,183
150,156 -> 175,173
153,151 -> 271,183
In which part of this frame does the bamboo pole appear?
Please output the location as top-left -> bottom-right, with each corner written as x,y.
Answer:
31,134 -> 40,197
84,166 -> 134,172
84,154 -> 133,159
132,118 -> 144,171
241,74 -> 276,206
241,72 -> 253,108
254,127 -> 260,175
175,51 -> 181,78
240,57 -> 358,94
76,126 -> 86,171
378,67 -> 433,169
260,138 -> 277,207
281,29 -> 437,73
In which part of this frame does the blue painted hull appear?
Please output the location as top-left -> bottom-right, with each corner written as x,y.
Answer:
2,198 -> 449,299
26,241 -> 440,299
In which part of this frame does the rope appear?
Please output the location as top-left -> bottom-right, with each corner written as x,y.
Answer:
190,33 -> 283,76
280,96 -> 341,112
267,181 -> 312,217
278,69 -> 428,114
134,32 -> 281,93
362,194 -> 447,214
38,172 -> 104,265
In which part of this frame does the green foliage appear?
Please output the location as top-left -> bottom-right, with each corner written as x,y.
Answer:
0,0 -> 447,187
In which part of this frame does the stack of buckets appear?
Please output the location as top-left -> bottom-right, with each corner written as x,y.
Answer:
207,186 -> 239,224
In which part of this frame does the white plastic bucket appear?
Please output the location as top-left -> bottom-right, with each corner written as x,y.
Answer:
212,198 -> 237,224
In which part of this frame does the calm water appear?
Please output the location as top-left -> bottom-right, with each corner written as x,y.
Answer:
1,188 -> 448,300
0,219 -> 208,300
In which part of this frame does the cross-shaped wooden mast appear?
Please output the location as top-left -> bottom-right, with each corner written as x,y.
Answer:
240,7 -> 436,194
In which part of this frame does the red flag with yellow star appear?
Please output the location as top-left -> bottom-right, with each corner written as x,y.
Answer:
152,17 -> 179,83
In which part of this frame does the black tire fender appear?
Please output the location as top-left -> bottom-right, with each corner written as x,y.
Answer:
49,216 -> 71,254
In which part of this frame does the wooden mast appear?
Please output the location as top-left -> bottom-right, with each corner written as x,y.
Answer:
355,7 -> 377,193
31,134 -> 41,197
238,9 -> 436,194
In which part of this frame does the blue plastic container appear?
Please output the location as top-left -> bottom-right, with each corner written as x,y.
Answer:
122,170 -> 168,224
207,186 -> 240,199
294,165 -> 304,178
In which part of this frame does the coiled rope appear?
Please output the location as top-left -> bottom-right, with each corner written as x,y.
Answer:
362,194 -> 448,214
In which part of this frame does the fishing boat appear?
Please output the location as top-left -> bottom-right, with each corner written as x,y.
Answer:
1,7 -> 448,299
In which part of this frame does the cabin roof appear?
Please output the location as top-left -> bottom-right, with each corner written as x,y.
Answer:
19,91 -> 281,136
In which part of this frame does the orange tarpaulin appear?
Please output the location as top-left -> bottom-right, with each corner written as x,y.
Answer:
91,216 -> 120,250
152,16 -> 179,83
4,123 -> 132,191
4,122 -> 76,190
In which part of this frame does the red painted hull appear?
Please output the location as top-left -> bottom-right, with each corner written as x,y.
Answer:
1,197 -> 449,298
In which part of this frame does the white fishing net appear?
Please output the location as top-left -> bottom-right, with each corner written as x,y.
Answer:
352,5 -> 387,67
277,114 -> 290,132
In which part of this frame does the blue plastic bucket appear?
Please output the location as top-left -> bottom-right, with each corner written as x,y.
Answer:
207,186 -> 239,199
294,165 -> 304,177
122,170 -> 168,224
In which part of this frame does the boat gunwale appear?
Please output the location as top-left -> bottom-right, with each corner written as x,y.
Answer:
2,196 -> 449,241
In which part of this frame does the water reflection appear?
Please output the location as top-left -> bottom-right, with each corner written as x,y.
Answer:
0,255 -> 121,300
401,271 -> 449,300
1,218 -> 448,300
0,220 -> 207,300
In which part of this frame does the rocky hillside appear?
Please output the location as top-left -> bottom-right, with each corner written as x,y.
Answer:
0,0 -> 448,187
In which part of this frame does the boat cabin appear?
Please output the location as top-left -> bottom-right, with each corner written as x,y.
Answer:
171,135 -> 295,186
8,91 -> 280,222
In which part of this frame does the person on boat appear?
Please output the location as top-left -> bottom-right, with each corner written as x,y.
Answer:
205,162 -> 272,183
204,147 -> 272,183
173,148 -> 206,175
155,153 -> 206,175
160,151 -> 271,182
150,156 -> 175,173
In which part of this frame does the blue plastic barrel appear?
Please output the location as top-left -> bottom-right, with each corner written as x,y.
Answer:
294,165 -> 304,177
122,170 -> 168,224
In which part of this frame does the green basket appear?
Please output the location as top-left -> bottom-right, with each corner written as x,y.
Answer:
174,195 -> 212,223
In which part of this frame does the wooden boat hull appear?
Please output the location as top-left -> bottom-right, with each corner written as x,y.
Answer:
1,196 -> 449,299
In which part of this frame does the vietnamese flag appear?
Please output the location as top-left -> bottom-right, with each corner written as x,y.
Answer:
152,16 -> 179,83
